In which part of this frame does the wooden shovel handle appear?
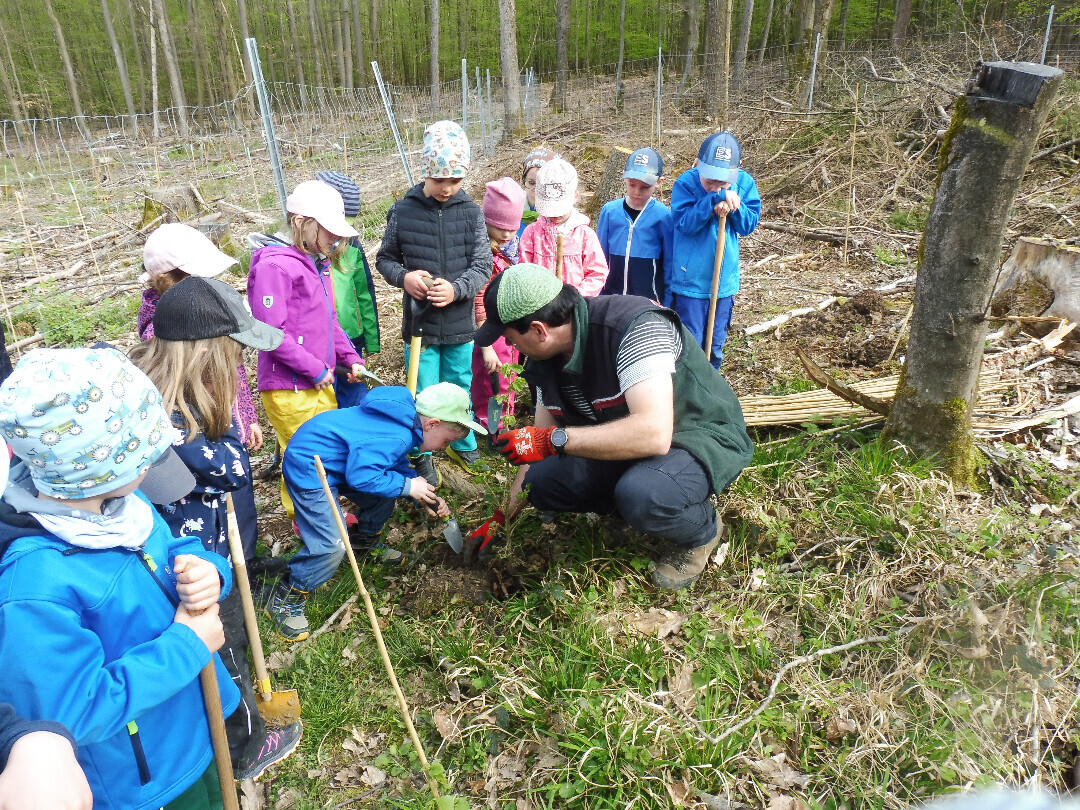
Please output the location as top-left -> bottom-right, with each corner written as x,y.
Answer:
703,213 -> 728,361
555,233 -> 565,281
224,493 -> 273,701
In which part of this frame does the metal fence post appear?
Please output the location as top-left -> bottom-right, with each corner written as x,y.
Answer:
475,66 -> 486,155
485,68 -> 495,153
371,60 -> 415,187
807,33 -> 822,112
245,37 -> 288,223
461,58 -> 468,131
1041,5 -> 1055,64
656,47 -> 662,149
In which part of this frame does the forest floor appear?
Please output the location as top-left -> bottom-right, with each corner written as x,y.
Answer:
1,45 -> 1079,810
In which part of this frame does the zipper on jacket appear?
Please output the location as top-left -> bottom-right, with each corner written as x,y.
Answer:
622,198 -> 652,295
437,208 -> 446,340
127,721 -> 152,785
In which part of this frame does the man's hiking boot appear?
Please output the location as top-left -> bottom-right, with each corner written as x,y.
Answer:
265,579 -> 311,642
235,721 -> 303,781
348,525 -> 404,565
410,454 -> 441,488
445,447 -> 486,474
650,524 -> 722,590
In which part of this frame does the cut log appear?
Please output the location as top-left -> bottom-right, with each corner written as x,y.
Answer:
990,237 -> 1080,332
584,146 -> 632,222
758,221 -> 853,245
744,297 -> 837,336
140,184 -> 207,227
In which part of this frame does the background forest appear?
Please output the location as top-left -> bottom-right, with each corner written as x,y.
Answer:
0,0 -> 1073,122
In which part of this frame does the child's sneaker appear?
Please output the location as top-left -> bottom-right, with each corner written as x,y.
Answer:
410,454 -> 441,488
348,526 -> 405,565
265,579 -> 311,642
445,447 -> 486,474
235,721 -> 303,781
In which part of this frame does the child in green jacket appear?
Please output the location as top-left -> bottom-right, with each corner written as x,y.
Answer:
316,170 -> 382,408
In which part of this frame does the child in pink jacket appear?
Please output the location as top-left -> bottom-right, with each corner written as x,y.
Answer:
518,157 -> 608,297
472,177 -> 526,435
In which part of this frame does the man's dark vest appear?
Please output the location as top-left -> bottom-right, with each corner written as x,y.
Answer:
523,295 -> 754,494
393,185 -> 483,345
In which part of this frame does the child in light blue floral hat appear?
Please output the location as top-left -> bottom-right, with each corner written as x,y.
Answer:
0,346 -> 242,810
375,120 -> 493,478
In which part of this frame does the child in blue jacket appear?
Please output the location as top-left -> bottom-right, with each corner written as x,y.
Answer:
0,347 -> 239,810
669,132 -> 761,369
596,147 -> 673,302
267,383 -> 485,641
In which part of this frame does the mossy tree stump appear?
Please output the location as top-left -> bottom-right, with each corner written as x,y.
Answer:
883,61 -> 1063,486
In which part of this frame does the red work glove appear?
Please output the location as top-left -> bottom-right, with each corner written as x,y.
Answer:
464,510 -> 505,565
494,426 -> 555,465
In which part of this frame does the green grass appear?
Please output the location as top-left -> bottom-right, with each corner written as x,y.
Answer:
253,430 -> 1080,808
24,283 -> 139,346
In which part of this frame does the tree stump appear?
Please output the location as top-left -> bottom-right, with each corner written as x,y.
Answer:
140,184 -> 206,227
991,237 -> 1080,331
583,146 -> 632,222
883,61 -> 1064,485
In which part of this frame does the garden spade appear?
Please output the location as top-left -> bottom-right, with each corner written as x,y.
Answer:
440,516 -> 464,554
225,493 -> 300,726
487,371 -> 502,434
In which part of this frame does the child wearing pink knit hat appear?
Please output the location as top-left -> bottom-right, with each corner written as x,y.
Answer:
472,177 -> 527,435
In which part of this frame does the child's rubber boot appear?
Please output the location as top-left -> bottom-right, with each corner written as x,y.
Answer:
265,578 -> 311,642
348,524 -> 405,565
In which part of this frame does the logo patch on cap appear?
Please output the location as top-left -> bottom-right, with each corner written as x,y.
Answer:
633,153 -> 651,166
714,146 -> 733,162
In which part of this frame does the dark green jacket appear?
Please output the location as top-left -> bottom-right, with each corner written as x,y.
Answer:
332,240 -> 381,355
523,295 -> 753,494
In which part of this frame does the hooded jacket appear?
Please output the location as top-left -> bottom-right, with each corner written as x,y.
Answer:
518,210 -> 609,298
375,184 -> 491,346
595,197 -> 674,302
669,167 -> 761,300
282,386 -> 422,497
332,240 -> 382,355
247,244 -> 363,392
0,466 -> 239,810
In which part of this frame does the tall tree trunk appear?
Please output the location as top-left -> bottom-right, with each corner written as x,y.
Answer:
342,0 -> 353,89
214,0 -> 242,102
151,0 -> 190,136
184,0 -> 209,108
101,0 -> 139,132
430,0 -> 440,115
352,0 -> 365,84
498,0 -> 524,137
149,1 -> 160,137
307,0 -> 325,86
615,0 -> 627,109
0,19 -> 26,120
369,0 -> 379,67
704,0 -> 732,123
43,0 -> 91,139
756,0 -> 775,65
551,0 -> 571,112
238,0 -> 253,83
837,0 -> 851,46
125,0 -> 147,110
678,0 -> 701,98
333,0 -> 347,86
884,62 -> 1062,486
798,0 -> 833,107
584,0 -> 591,69
892,0 -> 913,49
732,0 -> 755,90
285,0 -> 308,103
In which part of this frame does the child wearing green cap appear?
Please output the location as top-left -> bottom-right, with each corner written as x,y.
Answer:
266,382 -> 486,641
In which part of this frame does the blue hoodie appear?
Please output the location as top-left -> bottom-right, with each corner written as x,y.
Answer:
0,467 -> 239,810
596,196 -> 674,302
283,386 -> 422,496
669,167 -> 761,300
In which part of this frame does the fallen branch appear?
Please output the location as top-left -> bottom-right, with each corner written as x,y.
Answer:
705,624 -> 921,744
265,593 -> 359,672
1031,136 -> 1080,162
758,221 -> 852,245
218,200 -> 274,224
796,347 -> 892,416
974,392 -> 1080,436
12,261 -> 86,291
744,297 -> 838,336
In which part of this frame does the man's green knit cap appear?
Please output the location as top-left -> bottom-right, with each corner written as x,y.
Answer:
474,263 -> 564,347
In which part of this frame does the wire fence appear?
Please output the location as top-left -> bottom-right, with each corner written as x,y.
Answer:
0,19 -> 1075,352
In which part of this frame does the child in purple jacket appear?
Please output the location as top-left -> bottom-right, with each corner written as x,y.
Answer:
247,180 -> 365,519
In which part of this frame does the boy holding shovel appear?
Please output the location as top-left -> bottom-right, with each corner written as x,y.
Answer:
266,382 -> 485,641
669,132 -> 761,369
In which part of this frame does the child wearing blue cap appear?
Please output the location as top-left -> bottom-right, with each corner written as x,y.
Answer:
596,147 -> 674,302
669,132 -> 761,369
